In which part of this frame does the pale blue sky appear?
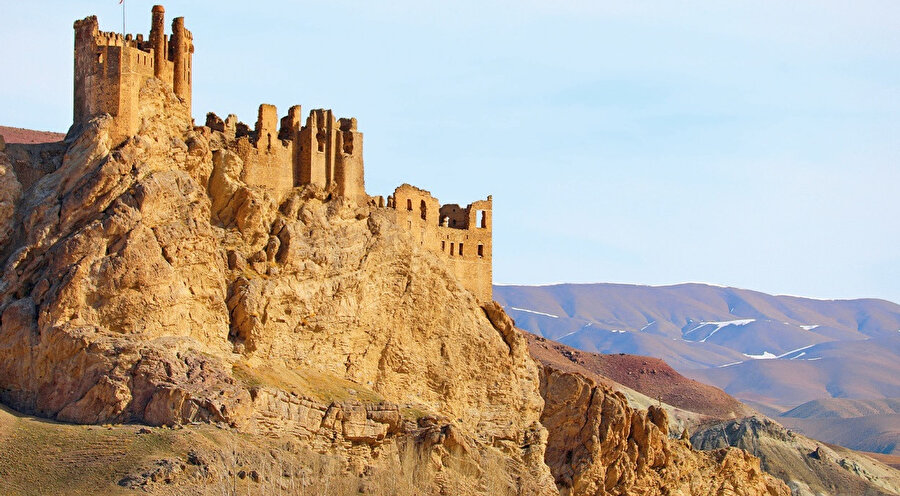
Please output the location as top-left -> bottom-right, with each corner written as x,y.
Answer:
2,1 -> 898,302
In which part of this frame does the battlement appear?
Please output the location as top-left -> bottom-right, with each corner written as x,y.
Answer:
73,5 -> 193,145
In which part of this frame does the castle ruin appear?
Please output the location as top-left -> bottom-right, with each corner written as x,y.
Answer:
73,5 -> 193,146
72,5 -> 492,302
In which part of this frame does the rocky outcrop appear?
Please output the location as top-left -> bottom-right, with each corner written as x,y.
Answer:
0,79 -> 557,493
0,77 -> 806,495
540,367 -> 789,495
692,416 -> 900,496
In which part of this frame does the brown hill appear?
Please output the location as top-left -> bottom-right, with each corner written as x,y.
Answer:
0,125 -> 65,144
782,397 -> 900,419
779,415 -> 900,456
526,332 -> 750,419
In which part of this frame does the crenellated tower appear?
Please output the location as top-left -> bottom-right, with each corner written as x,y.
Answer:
73,5 -> 193,144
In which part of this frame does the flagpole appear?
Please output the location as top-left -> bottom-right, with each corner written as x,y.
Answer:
122,0 -> 126,37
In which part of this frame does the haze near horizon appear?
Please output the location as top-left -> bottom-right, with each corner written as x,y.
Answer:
1,0 -> 897,302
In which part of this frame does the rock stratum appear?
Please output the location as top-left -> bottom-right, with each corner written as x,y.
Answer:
0,80 -> 788,495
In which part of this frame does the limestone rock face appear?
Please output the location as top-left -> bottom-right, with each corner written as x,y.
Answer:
540,367 -> 789,496
0,80 -> 248,427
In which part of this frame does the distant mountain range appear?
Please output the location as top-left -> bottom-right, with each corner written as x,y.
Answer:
495,282 -> 900,454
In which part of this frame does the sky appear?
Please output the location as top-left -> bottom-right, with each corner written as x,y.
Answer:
1,1 -> 898,303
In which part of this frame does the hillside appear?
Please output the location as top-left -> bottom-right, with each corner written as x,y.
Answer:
692,417 -> 900,496
525,332 -> 751,420
0,126 -> 65,145
525,331 -> 900,495
778,398 -> 900,455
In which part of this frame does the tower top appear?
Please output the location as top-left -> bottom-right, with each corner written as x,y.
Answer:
152,5 -> 165,13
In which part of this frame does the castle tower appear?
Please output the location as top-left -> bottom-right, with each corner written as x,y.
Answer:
334,118 -> 365,203
255,104 -> 279,150
170,16 -> 192,111
72,5 -> 193,145
149,5 -> 166,79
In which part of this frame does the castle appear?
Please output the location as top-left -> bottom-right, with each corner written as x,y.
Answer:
72,6 -> 493,302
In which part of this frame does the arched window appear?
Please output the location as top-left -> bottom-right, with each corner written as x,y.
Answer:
406,199 -> 412,211
420,200 -> 427,220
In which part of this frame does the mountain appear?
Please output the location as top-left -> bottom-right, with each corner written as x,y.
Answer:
686,336 -> 900,414
777,398 -> 900,456
526,333 -> 900,496
495,283 -> 900,456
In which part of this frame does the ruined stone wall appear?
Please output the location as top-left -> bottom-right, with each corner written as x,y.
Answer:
73,6 -> 193,145
231,105 -> 297,197
298,110 -> 366,203
206,104 -> 366,203
390,185 -> 493,302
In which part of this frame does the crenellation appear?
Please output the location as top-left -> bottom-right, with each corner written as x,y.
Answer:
70,4 -> 491,301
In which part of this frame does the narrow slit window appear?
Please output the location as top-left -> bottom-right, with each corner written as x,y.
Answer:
420,200 -> 427,220
450,243 -> 455,256
406,199 -> 412,211
480,210 -> 487,228
477,244 -> 484,257
459,243 -> 464,256
441,241 -> 446,251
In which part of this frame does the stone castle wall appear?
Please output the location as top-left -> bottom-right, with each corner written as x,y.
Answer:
390,185 -> 493,302
205,104 -> 366,205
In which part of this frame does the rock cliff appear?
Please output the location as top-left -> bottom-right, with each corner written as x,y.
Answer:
0,79 -> 788,495
539,366 -> 788,496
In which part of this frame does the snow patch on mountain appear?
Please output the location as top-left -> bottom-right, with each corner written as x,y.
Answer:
684,319 -> 756,343
508,307 -> 559,319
